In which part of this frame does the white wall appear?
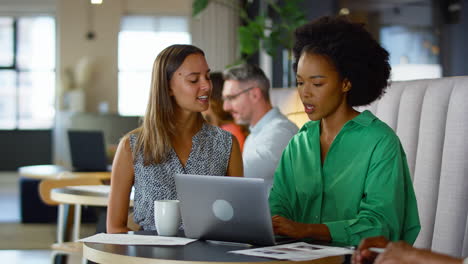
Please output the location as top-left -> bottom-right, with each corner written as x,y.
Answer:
124,0 -> 191,15
56,0 -> 238,113
191,1 -> 239,72
1,0 -> 239,114
0,0 -> 56,15
57,0 -> 124,113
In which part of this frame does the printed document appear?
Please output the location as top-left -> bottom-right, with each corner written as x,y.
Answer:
79,233 -> 197,246
229,242 -> 353,261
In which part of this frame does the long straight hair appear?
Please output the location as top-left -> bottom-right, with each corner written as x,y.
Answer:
130,44 -> 205,165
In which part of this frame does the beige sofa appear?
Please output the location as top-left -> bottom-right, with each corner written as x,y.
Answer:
271,76 -> 468,257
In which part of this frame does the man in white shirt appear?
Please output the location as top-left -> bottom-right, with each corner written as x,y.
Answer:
222,64 -> 298,191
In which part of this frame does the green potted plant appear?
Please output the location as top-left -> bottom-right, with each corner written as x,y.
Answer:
193,0 -> 308,86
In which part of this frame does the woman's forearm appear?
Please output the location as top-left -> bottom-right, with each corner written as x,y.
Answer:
107,225 -> 130,234
272,215 -> 332,241
302,223 -> 332,242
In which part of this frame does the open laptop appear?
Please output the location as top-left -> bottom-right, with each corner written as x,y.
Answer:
175,174 -> 289,246
68,130 -> 110,172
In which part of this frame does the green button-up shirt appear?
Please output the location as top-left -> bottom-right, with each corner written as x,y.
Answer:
269,110 -> 420,245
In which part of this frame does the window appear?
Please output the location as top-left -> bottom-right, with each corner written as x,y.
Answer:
0,16 -> 56,129
118,16 -> 191,116
380,26 -> 441,81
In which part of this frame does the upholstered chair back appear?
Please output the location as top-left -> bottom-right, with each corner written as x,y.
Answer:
360,77 -> 468,257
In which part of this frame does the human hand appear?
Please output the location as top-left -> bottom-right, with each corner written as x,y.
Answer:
271,215 -> 307,239
374,241 -> 417,264
352,236 -> 389,264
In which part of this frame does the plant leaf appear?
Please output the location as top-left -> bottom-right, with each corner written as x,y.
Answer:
192,0 -> 210,17
263,30 -> 282,57
238,26 -> 261,55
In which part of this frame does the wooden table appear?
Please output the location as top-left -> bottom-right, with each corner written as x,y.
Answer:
18,164 -> 111,180
17,165 -> 110,224
51,185 -> 133,242
83,231 -> 349,264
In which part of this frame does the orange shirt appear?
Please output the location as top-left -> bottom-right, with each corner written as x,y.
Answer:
221,123 -> 246,152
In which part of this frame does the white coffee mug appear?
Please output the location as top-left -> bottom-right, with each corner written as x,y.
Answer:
154,200 -> 181,236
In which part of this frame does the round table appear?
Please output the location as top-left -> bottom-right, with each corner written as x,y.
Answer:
83,233 -> 347,264
18,164 -> 111,180
18,165 -> 67,179
17,165 -> 109,224
51,185 -> 112,207
51,185 -> 133,242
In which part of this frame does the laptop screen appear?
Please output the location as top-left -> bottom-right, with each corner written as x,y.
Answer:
68,130 -> 108,172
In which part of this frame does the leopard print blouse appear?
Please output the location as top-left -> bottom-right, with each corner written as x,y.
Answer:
129,123 -> 232,231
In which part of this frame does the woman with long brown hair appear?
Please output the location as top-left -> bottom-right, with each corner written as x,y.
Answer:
107,44 -> 243,233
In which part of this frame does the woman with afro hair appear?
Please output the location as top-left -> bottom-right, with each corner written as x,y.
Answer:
269,16 -> 420,246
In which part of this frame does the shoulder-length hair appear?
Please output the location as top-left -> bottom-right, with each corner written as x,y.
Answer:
130,44 -> 205,165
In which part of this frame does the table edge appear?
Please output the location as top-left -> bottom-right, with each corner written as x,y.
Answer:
51,191 -> 108,206
83,243 -> 345,264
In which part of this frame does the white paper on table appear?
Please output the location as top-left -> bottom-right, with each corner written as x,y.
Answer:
229,242 -> 354,261
79,233 -> 197,246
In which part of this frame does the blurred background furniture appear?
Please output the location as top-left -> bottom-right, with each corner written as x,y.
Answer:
271,88 -> 310,128
67,130 -> 109,172
18,165 -> 66,223
39,177 -> 104,264
40,177 -> 135,264
18,165 -> 109,223
360,76 -> 468,258
272,76 -> 468,257
18,165 -> 67,180
18,112 -> 126,224
53,111 -> 140,169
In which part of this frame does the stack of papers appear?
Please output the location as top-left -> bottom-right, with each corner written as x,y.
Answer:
79,233 -> 197,246
230,242 -> 354,261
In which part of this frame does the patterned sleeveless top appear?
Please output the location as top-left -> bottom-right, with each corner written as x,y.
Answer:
129,123 -> 233,230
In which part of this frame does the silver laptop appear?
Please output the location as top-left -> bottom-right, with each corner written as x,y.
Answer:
175,174 -> 276,246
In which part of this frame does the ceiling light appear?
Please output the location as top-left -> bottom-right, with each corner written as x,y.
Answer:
91,0 -> 103,4
339,8 -> 350,16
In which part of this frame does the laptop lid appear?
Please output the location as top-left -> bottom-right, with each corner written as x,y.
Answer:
68,130 -> 108,172
175,174 -> 276,246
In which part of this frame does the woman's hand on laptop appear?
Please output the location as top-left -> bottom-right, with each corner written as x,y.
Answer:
272,215 -> 332,241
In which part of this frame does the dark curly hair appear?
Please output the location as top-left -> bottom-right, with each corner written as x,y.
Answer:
293,16 -> 391,106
